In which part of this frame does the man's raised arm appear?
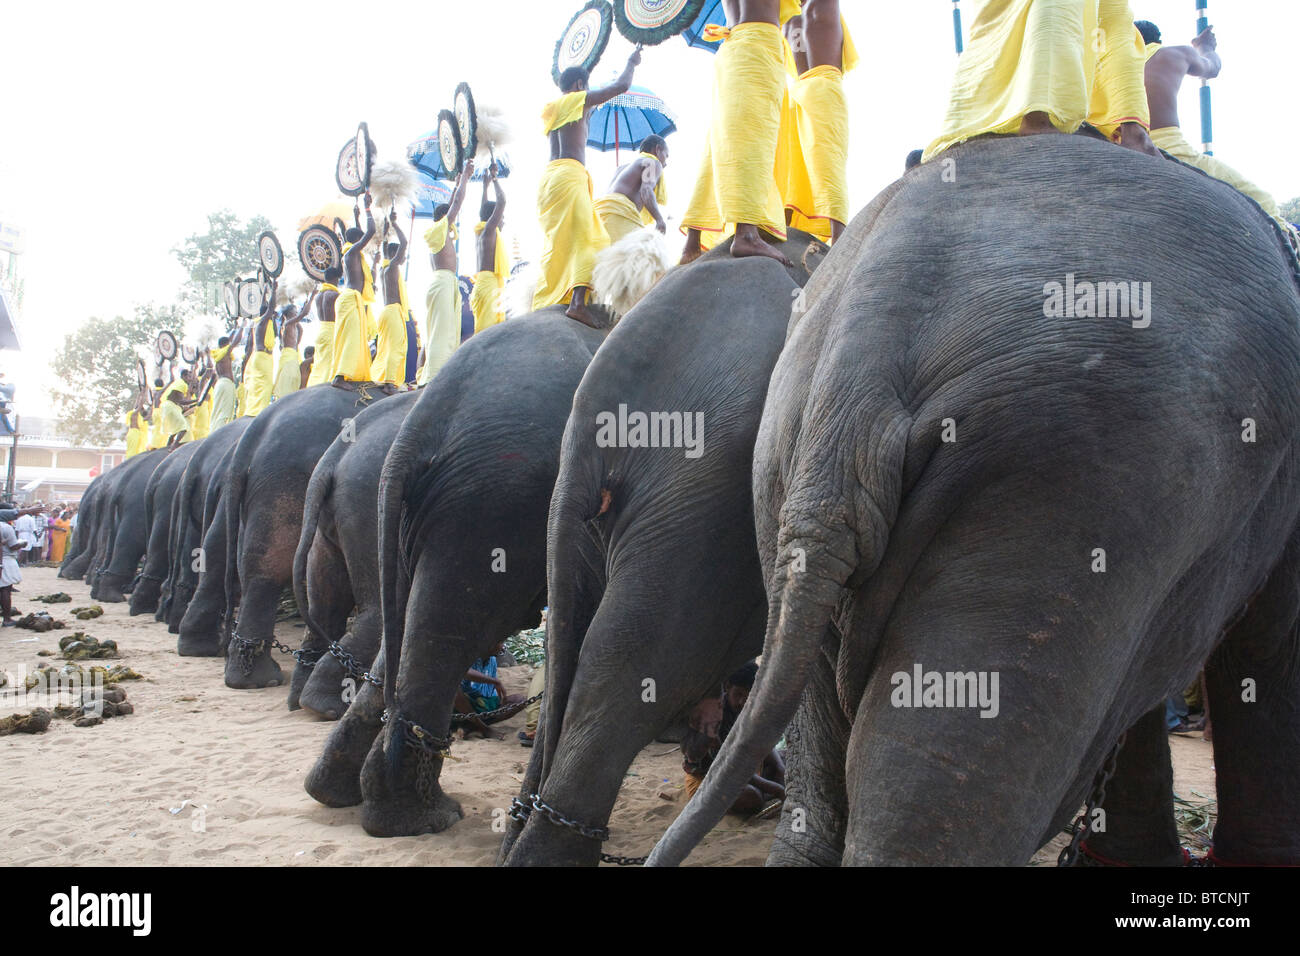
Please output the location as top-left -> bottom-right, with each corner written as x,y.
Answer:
487,169 -> 506,231
448,158 -> 476,222
587,46 -> 642,109
1183,26 -> 1221,78
639,157 -> 666,233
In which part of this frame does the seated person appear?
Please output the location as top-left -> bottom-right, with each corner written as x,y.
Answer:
454,640 -> 525,739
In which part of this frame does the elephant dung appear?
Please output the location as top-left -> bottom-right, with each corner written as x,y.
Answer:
0,708 -> 53,736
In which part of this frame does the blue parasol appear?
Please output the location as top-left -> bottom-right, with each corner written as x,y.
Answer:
586,85 -> 677,164
406,131 -> 511,182
411,170 -> 453,220
681,0 -> 725,53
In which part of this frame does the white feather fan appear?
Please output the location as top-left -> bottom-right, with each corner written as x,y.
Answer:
592,228 -> 674,319
474,106 -> 513,164
368,159 -> 418,210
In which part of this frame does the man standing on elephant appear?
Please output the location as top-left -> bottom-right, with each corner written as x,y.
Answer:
471,165 -> 508,333
923,0 -> 1159,162
210,330 -> 242,430
594,134 -> 669,244
374,211 -> 410,392
782,1 -> 856,244
243,278 -> 278,417
422,160 -> 474,386
1137,21 -> 1292,233
274,289 -> 315,402
534,47 -> 641,327
331,195 -> 375,387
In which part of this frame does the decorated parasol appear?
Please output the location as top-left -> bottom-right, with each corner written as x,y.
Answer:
587,85 -> 676,164
614,0 -> 706,45
680,0 -> 725,52
553,0 -> 614,87
298,201 -> 354,233
411,170 -> 454,220
408,131 -> 512,182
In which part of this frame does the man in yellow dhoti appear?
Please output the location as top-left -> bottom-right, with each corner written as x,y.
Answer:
422,160 -> 474,386
534,47 -> 641,327
191,376 -> 212,440
123,405 -> 147,458
781,1 -> 857,244
471,167 -> 509,334
594,135 -> 669,243
331,196 -> 375,385
242,278 -> 277,418
1138,22 -> 1290,231
924,0 -> 1158,162
374,211 -> 410,390
680,0 -> 801,267
274,289 -> 315,401
159,388 -> 191,447
146,381 -> 168,449
209,332 -> 241,430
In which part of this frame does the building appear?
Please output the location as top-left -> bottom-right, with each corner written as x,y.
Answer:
0,416 -> 126,504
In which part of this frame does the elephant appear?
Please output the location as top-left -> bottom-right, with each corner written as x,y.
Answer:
128,441 -> 201,615
307,309 -> 609,828
59,472 -> 107,580
222,384 -> 396,689
160,418 -> 252,633
289,390 -> 418,716
647,134 -> 1300,866
499,233 -> 828,866
88,447 -> 173,603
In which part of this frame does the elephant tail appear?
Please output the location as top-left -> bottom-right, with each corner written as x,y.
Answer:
292,443 -> 337,645
647,400 -> 913,866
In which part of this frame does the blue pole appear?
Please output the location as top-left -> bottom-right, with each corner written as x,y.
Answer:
952,0 -> 963,54
1196,0 -> 1213,154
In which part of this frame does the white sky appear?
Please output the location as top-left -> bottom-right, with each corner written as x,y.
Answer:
2,0 -> 1296,418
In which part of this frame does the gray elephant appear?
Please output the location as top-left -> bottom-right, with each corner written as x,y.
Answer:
222,385 -> 396,689
648,135 -> 1300,866
128,441 -> 201,615
289,390 -> 417,716
59,472 -> 107,580
88,447 -> 172,603
500,234 -> 827,866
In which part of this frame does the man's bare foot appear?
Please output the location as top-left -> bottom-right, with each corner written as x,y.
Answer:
565,302 -> 601,328
1018,111 -> 1058,136
679,233 -> 704,265
379,383 -> 399,396
329,376 -> 354,391
731,229 -> 792,267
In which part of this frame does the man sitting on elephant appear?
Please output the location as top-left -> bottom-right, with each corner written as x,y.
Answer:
681,662 -> 785,811
924,0 -> 1159,162
594,134 -> 669,243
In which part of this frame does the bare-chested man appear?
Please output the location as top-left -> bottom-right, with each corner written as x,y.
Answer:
274,286 -> 316,401
421,159 -> 475,385
471,166 -> 508,333
209,324 -> 244,429
595,134 -> 669,243
1137,21 -> 1288,225
534,46 -> 642,327
374,211 -> 410,391
331,195 -> 376,386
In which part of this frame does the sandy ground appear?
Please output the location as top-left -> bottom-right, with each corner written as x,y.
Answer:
1,566 -> 1216,867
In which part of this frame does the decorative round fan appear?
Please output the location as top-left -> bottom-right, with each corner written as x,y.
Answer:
223,281 -> 240,319
354,121 -> 373,190
135,358 -> 148,391
437,109 -> 464,180
257,230 -> 284,278
553,0 -> 614,87
238,279 -> 263,317
195,373 -> 215,406
156,330 -> 179,361
298,225 -> 342,282
336,138 -> 365,197
181,344 -> 199,364
614,0 -> 706,45
454,83 -> 478,160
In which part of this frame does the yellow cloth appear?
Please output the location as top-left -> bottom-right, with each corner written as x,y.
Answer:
342,241 -> 376,304
373,303 -> 408,385
160,400 -> 189,444
306,284 -> 339,387
192,392 -> 211,440
1143,40 -> 1162,62
210,377 -> 237,430
424,217 -> 455,254
532,159 -> 610,309
542,91 -> 587,133
243,350 -> 274,417
210,343 -> 232,363
682,22 -> 789,242
124,412 -> 145,458
703,0 -> 802,42
473,222 -> 508,295
147,411 -> 164,450
331,289 -> 372,382
924,0 -> 1150,161
782,64 -> 850,241
421,270 -> 462,385
1149,125 -> 1284,222
637,151 -> 669,227
471,271 -> 504,334
273,347 -> 301,400
683,771 -> 705,800
235,379 -> 246,419
595,193 -> 645,244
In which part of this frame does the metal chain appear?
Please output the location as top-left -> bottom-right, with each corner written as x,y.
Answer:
509,794 -> 647,866
451,691 -> 543,725
1058,731 -> 1127,867
328,640 -> 382,686
229,634 -> 323,673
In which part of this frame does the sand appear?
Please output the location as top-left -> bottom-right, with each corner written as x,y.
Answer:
0,566 -> 1215,867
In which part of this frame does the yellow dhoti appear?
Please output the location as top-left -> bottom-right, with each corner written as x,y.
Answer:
1149,125 -> 1284,223
273,347 -> 301,400
210,377 -> 236,430
192,394 -> 211,440
470,272 -> 504,334
160,401 -> 189,444
682,22 -> 789,243
373,303 -> 408,386
421,270 -> 462,385
306,320 -> 335,387
331,289 -> 372,382
783,65 -> 850,242
532,159 -> 609,309
243,351 -> 274,417
595,193 -> 645,245
924,0 -> 1149,162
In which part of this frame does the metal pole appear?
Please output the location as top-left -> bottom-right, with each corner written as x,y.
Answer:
952,0 -> 963,54
1196,0 -> 1213,154
615,111 -> 621,165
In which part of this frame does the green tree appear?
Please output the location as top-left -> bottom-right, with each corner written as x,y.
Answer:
49,304 -> 180,446
1280,196 -> 1300,224
173,209 -> 273,317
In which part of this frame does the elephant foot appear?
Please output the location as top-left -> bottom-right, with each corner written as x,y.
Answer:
298,653 -> 352,720
176,628 -> 222,657
287,662 -> 311,711
223,638 -> 284,689
305,702 -> 383,807
129,593 -> 159,616
360,780 -> 464,837
98,587 -> 127,604
359,727 -> 464,836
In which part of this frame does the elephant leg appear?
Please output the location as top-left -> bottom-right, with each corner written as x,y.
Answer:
129,576 -> 162,615
223,577 -> 286,689
1078,705 -> 1183,866
1204,532 -> 1300,865
292,538 -> 355,715
305,648 -> 385,808
496,716 -> 547,865
177,503 -> 229,657
768,630 -> 849,867
302,605 -> 378,719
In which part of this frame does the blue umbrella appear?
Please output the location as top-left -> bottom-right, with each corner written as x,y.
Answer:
586,85 -> 677,164
681,0 -> 725,53
411,170 -> 452,220
406,132 -> 511,182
